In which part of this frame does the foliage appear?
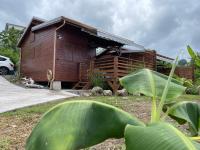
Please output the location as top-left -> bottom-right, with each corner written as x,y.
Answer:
26,53 -> 200,149
26,101 -> 143,150
0,47 -> 19,64
185,85 -> 199,95
89,70 -> 109,89
187,45 -> 200,67
0,27 -> 21,65
125,122 -> 200,150
187,45 -> 200,80
0,27 -> 22,51
157,60 -> 172,68
173,74 -> 193,88
178,59 -> 188,66
120,69 -> 185,100
167,101 -> 200,136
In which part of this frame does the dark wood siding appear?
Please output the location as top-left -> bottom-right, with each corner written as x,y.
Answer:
55,26 -> 95,82
20,26 -> 56,81
121,50 -> 157,70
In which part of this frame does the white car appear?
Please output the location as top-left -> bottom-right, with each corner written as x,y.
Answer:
0,55 -> 15,75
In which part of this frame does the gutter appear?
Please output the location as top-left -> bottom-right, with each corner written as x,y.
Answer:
51,19 -> 66,88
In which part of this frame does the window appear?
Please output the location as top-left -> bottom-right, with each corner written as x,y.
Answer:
0,57 -> 6,61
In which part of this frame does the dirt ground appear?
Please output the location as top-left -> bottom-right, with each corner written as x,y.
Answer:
0,97 -> 193,150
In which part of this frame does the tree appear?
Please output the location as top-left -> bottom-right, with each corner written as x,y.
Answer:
0,27 -> 22,51
178,59 -> 187,66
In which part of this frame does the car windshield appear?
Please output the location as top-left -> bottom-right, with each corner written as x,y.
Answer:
0,57 -> 7,61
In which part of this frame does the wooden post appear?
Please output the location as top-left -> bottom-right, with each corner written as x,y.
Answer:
113,56 -> 119,93
79,63 -> 82,81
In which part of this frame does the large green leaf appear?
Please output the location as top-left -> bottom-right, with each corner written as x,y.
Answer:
167,101 -> 200,136
125,122 -> 200,150
187,45 -> 197,60
187,45 -> 200,67
26,100 -> 144,150
119,69 -> 186,100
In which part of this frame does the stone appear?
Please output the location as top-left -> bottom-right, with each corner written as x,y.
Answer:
91,86 -> 103,96
103,90 -> 113,96
116,89 -> 128,96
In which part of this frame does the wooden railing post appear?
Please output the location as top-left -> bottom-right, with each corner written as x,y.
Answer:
114,56 -> 118,79
113,56 -> 119,93
88,59 -> 94,79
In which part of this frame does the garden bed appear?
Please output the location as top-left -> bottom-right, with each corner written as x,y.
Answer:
0,95 -> 200,150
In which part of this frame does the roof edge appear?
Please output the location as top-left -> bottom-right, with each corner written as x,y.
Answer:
17,17 -> 46,47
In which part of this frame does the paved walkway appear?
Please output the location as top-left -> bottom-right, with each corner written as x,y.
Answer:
0,76 -> 77,113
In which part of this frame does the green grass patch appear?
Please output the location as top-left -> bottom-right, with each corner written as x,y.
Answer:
0,96 -> 148,117
0,95 -> 199,117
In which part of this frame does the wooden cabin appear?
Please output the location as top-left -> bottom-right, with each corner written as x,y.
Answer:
17,16 -> 146,91
18,16 -> 194,92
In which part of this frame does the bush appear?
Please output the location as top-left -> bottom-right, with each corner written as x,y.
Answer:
89,70 -> 109,89
185,85 -> 199,95
0,48 -> 19,64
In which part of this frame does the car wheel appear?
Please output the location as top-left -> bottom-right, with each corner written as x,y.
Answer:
0,67 -> 9,75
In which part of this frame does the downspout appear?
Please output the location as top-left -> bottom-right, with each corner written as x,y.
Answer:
51,20 -> 66,89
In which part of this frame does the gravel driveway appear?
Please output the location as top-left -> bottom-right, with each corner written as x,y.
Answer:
0,76 -> 77,113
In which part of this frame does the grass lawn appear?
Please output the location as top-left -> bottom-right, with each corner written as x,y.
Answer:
0,95 -> 200,150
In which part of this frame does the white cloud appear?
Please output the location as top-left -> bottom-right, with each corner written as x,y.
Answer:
1,0 -> 200,58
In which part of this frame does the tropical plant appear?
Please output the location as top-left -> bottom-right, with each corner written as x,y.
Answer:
26,56 -> 200,150
166,101 -> 200,136
187,45 -> 200,67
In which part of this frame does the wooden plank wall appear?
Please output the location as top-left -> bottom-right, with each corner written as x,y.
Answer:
20,26 -> 56,81
55,26 -> 96,82
175,67 -> 194,80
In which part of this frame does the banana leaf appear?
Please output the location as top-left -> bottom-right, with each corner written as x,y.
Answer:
125,122 -> 200,150
26,100 -> 144,150
120,69 -> 186,100
167,101 -> 200,136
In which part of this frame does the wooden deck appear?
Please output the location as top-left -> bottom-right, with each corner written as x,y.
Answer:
73,55 -> 153,92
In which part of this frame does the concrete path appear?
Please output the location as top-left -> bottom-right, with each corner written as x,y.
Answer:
0,76 -> 77,113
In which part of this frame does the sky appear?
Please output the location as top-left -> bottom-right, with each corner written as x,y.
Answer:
0,0 -> 200,58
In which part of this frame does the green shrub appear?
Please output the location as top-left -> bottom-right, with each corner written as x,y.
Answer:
185,85 -> 199,95
0,48 -> 19,64
89,70 -> 109,89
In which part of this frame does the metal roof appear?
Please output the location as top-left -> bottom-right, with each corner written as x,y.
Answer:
121,44 -> 145,53
18,16 -> 145,49
17,17 -> 46,47
31,16 -> 141,46
156,54 -> 174,63
97,29 -> 136,45
32,17 -> 62,31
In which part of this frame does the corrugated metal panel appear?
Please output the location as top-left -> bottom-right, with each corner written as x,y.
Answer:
97,29 -> 136,45
122,45 -> 145,52
157,55 -> 174,63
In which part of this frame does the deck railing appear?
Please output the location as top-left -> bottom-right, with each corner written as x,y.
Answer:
78,55 -> 146,91
92,56 -> 145,80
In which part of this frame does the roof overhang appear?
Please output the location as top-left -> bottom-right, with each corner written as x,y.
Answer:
17,17 -> 46,47
18,16 -> 145,51
156,54 -> 174,63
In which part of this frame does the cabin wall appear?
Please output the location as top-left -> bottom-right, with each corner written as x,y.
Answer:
20,26 -> 56,81
55,25 -> 96,82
